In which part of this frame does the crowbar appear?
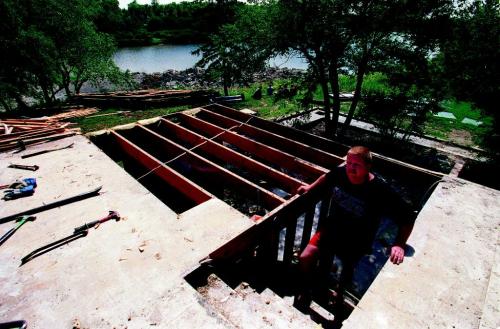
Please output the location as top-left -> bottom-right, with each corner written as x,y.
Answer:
0,186 -> 102,224
21,142 -> 74,159
21,211 -> 120,265
8,164 -> 39,171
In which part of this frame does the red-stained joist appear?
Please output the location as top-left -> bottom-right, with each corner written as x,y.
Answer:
110,130 -> 212,204
175,112 -> 327,182
203,103 -> 349,155
155,118 -> 305,194
204,103 -> 444,182
195,109 -> 345,170
135,124 -> 286,210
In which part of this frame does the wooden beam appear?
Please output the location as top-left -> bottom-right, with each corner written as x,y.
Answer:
134,124 -> 285,210
204,103 -> 444,181
196,109 -> 344,170
110,131 -> 212,204
155,118 -> 305,194
209,179 -> 330,262
175,113 -> 327,183
203,103 -> 349,155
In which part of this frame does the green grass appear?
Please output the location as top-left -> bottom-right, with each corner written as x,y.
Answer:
150,37 -> 162,45
422,99 -> 494,146
68,77 -> 493,149
221,81 -> 307,119
72,106 -> 190,134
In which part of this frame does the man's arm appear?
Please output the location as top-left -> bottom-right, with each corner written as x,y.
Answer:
380,181 -> 417,265
296,173 -> 328,195
390,220 -> 415,265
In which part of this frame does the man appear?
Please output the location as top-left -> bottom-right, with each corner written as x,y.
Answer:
294,146 -> 415,325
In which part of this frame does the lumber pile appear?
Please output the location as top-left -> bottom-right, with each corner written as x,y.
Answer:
0,118 -> 80,152
42,107 -> 98,121
71,89 -> 217,109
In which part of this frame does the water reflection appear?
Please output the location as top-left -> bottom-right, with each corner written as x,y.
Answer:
113,44 -> 308,73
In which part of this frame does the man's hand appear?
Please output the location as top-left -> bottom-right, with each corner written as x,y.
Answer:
390,245 -> 405,265
296,185 -> 310,195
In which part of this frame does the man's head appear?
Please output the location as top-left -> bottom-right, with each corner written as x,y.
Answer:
345,146 -> 372,185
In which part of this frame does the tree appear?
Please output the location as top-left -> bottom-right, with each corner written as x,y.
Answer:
194,5 -> 271,96
341,1 -> 453,128
265,0 -> 454,138
0,0 -> 126,109
438,0 -> 500,149
267,0 -> 352,135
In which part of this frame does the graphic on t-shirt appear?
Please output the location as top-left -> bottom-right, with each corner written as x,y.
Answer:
331,186 -> 367,219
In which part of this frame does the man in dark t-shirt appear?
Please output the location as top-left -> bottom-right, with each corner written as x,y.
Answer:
294,146 -> 415,325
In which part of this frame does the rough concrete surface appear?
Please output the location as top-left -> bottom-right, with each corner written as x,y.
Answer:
2,134 -> 499,329
344,177 -> 500,329
0,135 -> 254,328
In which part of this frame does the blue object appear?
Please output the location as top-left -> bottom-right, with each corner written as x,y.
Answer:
3,185 -> 35,200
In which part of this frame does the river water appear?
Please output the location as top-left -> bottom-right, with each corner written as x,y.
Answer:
113,44 -> 309,73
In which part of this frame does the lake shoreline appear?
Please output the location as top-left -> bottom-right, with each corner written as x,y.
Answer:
80,67 -> 306,94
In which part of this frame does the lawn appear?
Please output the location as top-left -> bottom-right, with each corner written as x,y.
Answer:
70,76 -> 493,150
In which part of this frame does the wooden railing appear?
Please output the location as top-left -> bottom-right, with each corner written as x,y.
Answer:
208,174 -> 332,269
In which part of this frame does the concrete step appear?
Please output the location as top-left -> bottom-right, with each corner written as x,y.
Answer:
198,274 -> 316,328
235,285 -> 314,328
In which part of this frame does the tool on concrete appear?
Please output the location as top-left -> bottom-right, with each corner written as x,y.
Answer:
0,186 -> 102,224
21,210 -> 119,265
21,230 -> 88,265
1,178 -> 37,201
0,216 -> 36,247
0,320 -> 27,329
8,164 -> 39,171
0,178 -> 37,190
21,142 -> 74,159
74,210 -> 120,233
2,185 -> 35,201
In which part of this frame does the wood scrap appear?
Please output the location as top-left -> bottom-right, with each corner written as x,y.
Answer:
0,107 -> 96,152
72,89 -> 216,109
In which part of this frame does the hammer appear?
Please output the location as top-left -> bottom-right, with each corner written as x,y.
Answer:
0,216 -> 36,247
73,211 -> 120,233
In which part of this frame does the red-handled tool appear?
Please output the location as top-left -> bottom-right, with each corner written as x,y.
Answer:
73,211 -> 120,233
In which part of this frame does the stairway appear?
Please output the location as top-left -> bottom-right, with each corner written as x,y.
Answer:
197,274 -> 316,328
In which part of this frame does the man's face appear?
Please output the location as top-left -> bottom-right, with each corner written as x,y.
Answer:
345,153 -> 370,185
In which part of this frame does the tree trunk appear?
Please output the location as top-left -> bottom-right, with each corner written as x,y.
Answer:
223,60 -> 229,96
223,77 -> 229,96
328,61 -> 340,136
320,77 -> 332,135
0,98 -> 13,112
344,53 -> 368,128
74,71 -> 84,95
13,94 -> 29,111
75,81 -> 84,95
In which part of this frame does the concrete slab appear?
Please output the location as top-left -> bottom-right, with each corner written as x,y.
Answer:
461,117 -> 483,126
434,111 -> 457,120
0,135 -> 254,328
344,177 -> 500,329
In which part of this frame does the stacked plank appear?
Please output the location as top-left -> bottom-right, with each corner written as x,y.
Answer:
0,119 -> 79,152
71,89 -> 216,109
43,107 -> 98,121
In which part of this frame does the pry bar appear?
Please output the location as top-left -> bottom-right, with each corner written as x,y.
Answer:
0,186 -> 102,224
21,142 -> 74,159
8,164 -> 39,171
